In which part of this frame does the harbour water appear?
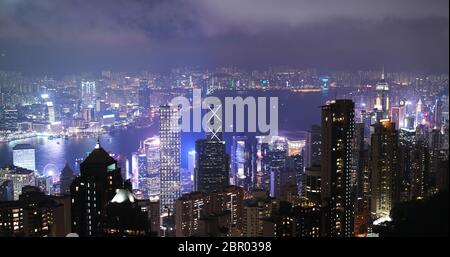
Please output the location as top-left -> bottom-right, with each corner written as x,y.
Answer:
0,89 -> 340,175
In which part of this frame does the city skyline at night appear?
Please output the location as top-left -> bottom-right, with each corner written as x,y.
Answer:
0,0 -> 448,248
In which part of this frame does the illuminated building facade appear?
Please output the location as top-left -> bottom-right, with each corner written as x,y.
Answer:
46,101 -> 56,123
195,135 -> 229,193
175,186 -> 244,237
242,190 -> 278,237
398,128 -> 416,201
294,200 -> 321,237
175,191 -> 208,237
0,186 -> 71,237
321,100 -> 355,237
144,136 -> 159,200
81,81 -> 96,107
267,136 -> 288,198
375,68 -> 390,118
159,105 -> 181,215
12,144 -> 36,172
262,201 -> 296,237
255,136 -> 269,190
70,142 -> 127,236
306,125 -> 322,168
231,136 -> 253,191
0,166 -> 36,200
303,165 -> 321,204
370,120 -> 399,217
285,154 -> 304,196
410,140 -> 430,198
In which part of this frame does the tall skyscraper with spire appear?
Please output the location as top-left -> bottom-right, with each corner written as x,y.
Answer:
375,67 -> 390,119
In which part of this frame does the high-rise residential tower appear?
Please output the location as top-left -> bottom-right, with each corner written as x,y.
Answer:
369,120 -> 399,217
321,100 -> 355,237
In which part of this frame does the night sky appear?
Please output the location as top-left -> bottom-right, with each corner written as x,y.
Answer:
0,0 -> 448,75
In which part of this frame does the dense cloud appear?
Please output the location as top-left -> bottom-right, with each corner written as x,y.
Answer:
0,0 -> 448,75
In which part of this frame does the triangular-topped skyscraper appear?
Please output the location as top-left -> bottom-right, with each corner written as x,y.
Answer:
70,140 -> 125,236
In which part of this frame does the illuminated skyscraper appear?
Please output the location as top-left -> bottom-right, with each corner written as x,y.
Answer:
286,154 -> 304,196
370,120 -> 399,217
81,81 -> 96,107
188,150 -> 196,183
353,123 -> 370,214
320,76 -> 330,91
410,140 -> 430,198
181,150 -> 196,194
70,141 -> 127,236
321,100 -> 355,237
398,128 -> 416,201
231,136 -> 253,191
195,134 -> 229,193
390,101 -> 406,130
303,165 -> 321,204
267,137 -> 288,198
434,98 -> 443,130
415,98 -> 424,127
46,101 -> 56,123
159,105 -> 180,215
12,144 -> 36,172
360,111 -> 373,144
255,136 -> 268,190
144,136 -> 160,201
306,125 -> 322,168
375,67 -> 389,118
71,143 -> 150,237
131,152 -> 146,191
